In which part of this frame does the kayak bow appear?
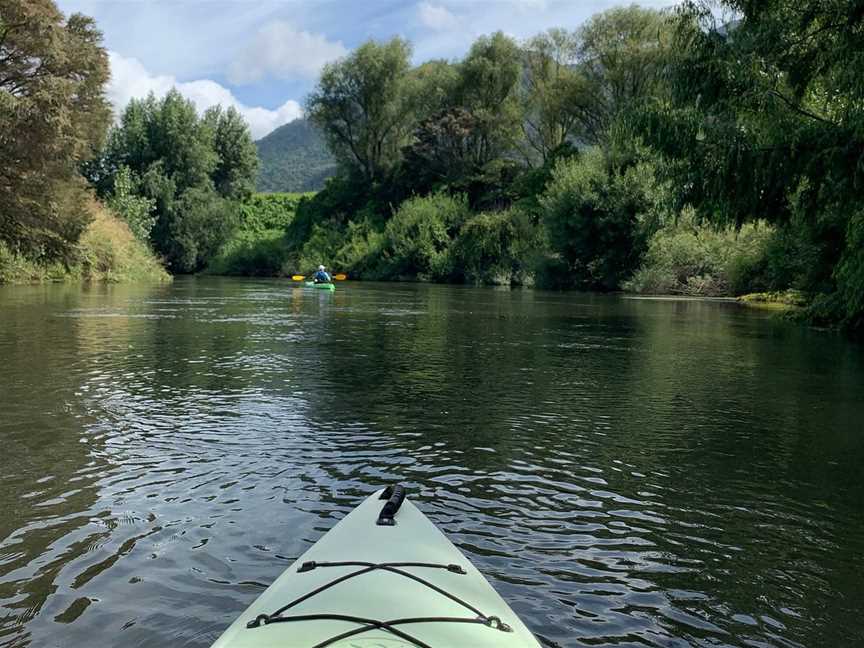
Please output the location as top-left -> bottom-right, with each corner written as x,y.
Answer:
211,486 -> 541,647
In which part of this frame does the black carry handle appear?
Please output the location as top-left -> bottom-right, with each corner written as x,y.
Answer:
377,484 -> 406,526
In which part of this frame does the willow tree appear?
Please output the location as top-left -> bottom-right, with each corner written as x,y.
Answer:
456,32 -> 523,167
642,0 -> 864,330
521,29 -> 587,163
576,6 -> 673,143
306,38 -> 415,184
0,0 -> 111,260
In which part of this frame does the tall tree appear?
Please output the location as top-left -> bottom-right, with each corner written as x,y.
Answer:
576,6 -> 672,143
409,59 -> 461,122
0,0 -> 111,259
402,107 -> 486,190
96,90 -> 257,272
521,29 -> 587,163
641,0 -> 864,330
541,147 -> 661,291
306,38 -> 415,183
456,32 -> 523,166
203,105 -> 259,201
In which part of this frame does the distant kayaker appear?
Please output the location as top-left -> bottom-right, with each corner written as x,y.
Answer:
313,265 -> 331,283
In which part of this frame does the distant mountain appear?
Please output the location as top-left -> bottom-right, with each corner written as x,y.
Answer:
255,118 -> 336,193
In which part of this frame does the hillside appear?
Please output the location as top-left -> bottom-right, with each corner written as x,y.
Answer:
255,118 -> 336,193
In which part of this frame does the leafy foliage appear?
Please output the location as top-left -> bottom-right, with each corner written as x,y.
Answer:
379,193 -> 470,280
239,193 -> 312,233
521,29 -> 586,162
0,202 -> 168,284
639,0 -> 864,330
306,38 -> 415,183
92,90 -> 258,272
576,6 -> 673,143
450,208 -> 542,285
106,166 -> 157,243
402,108 -> 486,191
207,193 -> 310,276
167,186 -> 238,272
624,211 -> 775,296
456,32 -> 523,167
0,0 -> 111,261
205,106 -> 259,200
541,148 -> 661,291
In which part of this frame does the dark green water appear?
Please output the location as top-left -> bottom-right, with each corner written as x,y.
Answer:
1,278 -> 863,648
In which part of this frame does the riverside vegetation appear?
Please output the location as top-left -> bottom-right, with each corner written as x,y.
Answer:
3,0 -> 862,333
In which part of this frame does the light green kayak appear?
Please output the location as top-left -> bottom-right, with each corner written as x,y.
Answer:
210,486 -> 541,647
304,281 -> 336,291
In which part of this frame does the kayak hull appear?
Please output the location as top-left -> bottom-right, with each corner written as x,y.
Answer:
210,489 -> 540,647
304,281 -> 335,291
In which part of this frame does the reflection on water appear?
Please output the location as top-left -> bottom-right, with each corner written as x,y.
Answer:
1,278 -> 863,647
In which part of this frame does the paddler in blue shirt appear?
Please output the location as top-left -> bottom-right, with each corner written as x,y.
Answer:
313,265 -> 331,283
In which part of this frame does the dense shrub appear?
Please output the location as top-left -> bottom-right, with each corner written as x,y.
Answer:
541,148 -> 662,291
207,193 -> 309,276
824,209 -> 864,331
449,208 -> 541,285
623,212 -> 775,296
378,193 -> 470,280
285,173 -> 373,251
207,230 -> 290,276
168,188 -> 237,273
239,193 -> 311,233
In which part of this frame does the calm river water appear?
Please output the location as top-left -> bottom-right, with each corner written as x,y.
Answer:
1,278 -> 862,648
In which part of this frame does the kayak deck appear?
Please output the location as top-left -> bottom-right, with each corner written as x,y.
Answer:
304,281 -> 335,291
211,487 -> 540,647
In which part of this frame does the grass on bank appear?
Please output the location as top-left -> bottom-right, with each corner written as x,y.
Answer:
738,290 -> 808,311
0,202 -> 170,284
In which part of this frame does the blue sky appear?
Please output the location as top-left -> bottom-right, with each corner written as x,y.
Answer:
56,0 -> 676,138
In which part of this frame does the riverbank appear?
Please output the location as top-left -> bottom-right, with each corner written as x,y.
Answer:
0,203 -> 170,285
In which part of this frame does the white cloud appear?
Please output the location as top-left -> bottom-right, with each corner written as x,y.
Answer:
107,52 -> 302,139
228,21 -> 347,85
417,2 -> 459,31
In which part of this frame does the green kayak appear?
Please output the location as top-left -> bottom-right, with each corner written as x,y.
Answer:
210,486 -> 541,647
304,281 -> 335,291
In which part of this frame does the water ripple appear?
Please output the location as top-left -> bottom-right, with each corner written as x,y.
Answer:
1,279 -> 863,647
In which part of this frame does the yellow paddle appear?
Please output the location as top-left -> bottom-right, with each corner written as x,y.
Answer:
291,273 -> 348,281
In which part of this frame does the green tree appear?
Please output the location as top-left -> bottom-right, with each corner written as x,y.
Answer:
381,193 -> 470,279
402,108 -> 485,190
203,105 -> 259,200
106,166 -> 156,243
576,6 -> 672,143
0,0 -> 111,260
168,187 -> 236,272
521,29 -> 587,162
306,38 -> 415,183
541,147 -> 661,291
641,0 -> 864,330
410,60 -> 461,118
450,208 -> 541,285
96,90 -> 256,272
456,32 -> 522,166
